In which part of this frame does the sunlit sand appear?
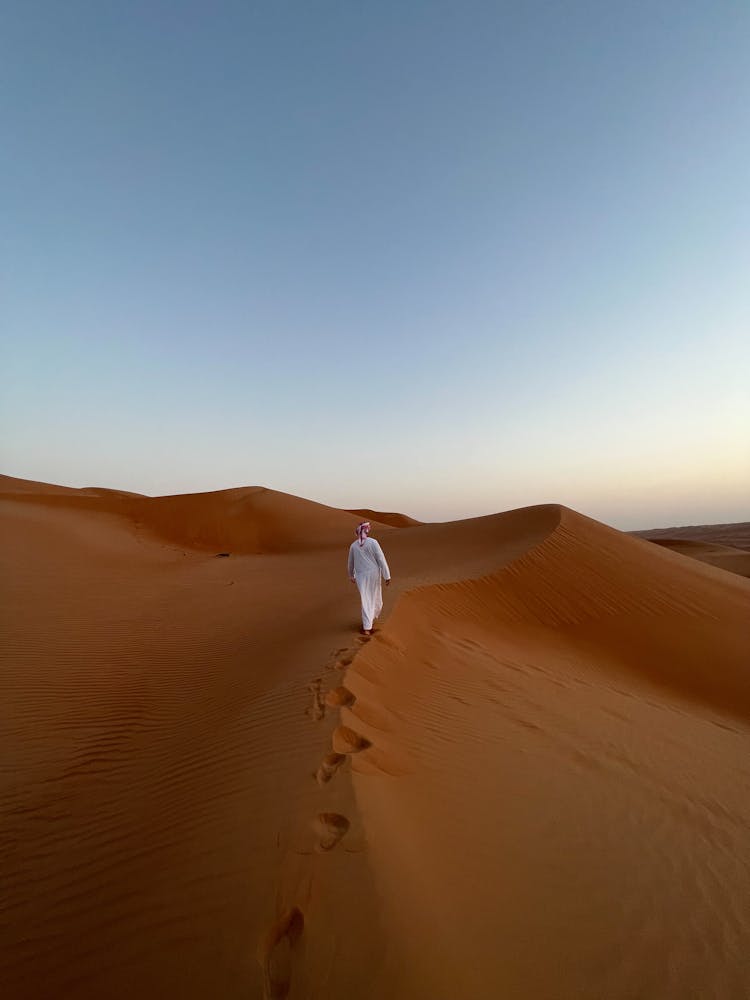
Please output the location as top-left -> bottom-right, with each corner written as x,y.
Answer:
2,474 -> 749,998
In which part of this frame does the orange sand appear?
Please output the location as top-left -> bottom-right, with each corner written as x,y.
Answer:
2,475 -> 749,998
643,538 -> 750,579
632,523 -> 750,579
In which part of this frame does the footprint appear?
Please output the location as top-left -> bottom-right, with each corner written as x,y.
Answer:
325,686 -> 355,708
315,812 -> 350,852
306,679 -> 325,722
258,906 -> 304,1000
335,653 -> 354,669
332,725 -> 371,754
315,752 -> 346,785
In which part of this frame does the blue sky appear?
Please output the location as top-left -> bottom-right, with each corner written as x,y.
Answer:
2,1 -> 748,528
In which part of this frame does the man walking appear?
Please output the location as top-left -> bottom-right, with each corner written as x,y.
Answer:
348,521 -> 391,634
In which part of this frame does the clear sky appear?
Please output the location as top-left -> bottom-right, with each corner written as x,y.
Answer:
2,1 -> 748,529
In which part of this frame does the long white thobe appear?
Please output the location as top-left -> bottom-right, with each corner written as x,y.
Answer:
348,537 -> 391,630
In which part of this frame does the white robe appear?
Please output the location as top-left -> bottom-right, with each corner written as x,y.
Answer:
348,537 -> 391,630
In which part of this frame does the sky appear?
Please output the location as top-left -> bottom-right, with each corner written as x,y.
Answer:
2,1 -> 748,529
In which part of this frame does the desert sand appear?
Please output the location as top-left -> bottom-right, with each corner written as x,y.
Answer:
634,522 -> 750,579
2,474 -> 749,999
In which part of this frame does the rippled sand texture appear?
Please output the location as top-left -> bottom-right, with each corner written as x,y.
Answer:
2,475 -> 749,999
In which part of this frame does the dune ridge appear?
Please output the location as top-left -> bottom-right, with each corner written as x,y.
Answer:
0,476 -> 403,555
338,507 -> 750,998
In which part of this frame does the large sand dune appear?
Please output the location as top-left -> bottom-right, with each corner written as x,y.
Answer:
2,479 -> 748,998
0,475 -> 396,554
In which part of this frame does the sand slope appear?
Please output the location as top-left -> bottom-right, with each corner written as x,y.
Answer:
632,520 -> 750,577
347,507 -> 422,528
343,509 -> 750,998
0,475 -> 396,554
2,482 -> 749,999
635,520 -> 750,551
644,537 -> 750,579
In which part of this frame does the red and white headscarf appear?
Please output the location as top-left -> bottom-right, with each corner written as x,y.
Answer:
356,521 -> 371,546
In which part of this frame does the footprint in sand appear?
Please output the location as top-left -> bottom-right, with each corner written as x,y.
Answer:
325,686 -> 356,708
315,812 -> 350,852
258,906 -> 304,1000
315,751 -> 346,785
332,725 -> 371,754
306,679 -> 325,721
335,653 -> 354,669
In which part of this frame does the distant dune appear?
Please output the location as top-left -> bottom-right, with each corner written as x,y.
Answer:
634,519 -> 750,550
0,476 -> 405,555
642,538 -> 750,579
347,507 -> 422,528
2,477 -> 749,999
0,473 -> 100,496
632,519 -> 750,579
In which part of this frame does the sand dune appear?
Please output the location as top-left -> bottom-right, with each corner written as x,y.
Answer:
643,537 -> 750,579
2,480 -> 749,998
0,473 -> 103,496
635,519 -> 750,551
632,518 -> 750,578
347,507 -> 422,528
345,511 -> 750,998
0,476 -> 398,555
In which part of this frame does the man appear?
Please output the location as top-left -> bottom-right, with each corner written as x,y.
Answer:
348,521 -> 391,635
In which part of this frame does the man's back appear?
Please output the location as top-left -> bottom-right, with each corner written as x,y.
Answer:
349,536 -> 386,576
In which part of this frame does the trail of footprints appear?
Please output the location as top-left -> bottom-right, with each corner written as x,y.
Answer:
305,679 -> 325,721
259,636 -> 373,998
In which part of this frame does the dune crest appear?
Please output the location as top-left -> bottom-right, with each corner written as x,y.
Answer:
347,507 -> 422,528
0,476 -> 400,554
341,507 -> 750,998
